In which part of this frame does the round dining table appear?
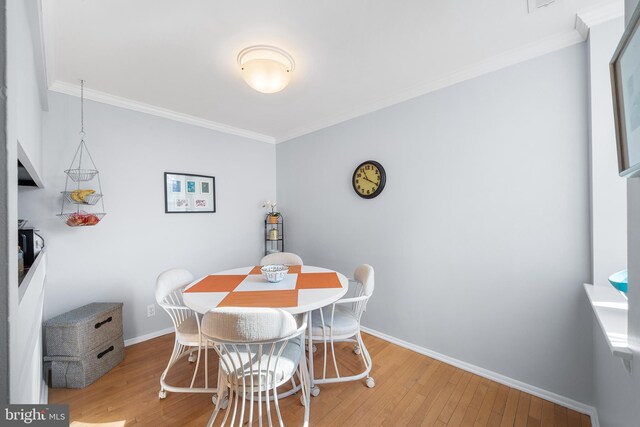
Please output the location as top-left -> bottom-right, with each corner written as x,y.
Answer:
182,264 -> 349,397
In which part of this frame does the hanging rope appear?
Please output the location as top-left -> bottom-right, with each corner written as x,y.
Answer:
80,79 -> 85,138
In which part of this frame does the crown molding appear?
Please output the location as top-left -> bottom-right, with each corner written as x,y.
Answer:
42,2 -> 611,146
49,81 -> 276,144
274,28 -> 585,143
576,0 -> 624,39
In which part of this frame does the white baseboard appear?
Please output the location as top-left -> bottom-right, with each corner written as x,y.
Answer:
124,327 -> 174,347
590,407 -> 600,427
39,379 -> 48,404
360,326 -> 598,423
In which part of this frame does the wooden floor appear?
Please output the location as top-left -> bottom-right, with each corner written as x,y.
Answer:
49,333 -> 591,427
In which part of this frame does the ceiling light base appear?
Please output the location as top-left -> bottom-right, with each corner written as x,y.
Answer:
237,45 -> 295,93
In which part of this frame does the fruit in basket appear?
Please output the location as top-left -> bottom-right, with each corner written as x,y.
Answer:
66,211 -> 101,226
70,189 -> 96,203
66,212 -> 85,226
83,214 -> 100,226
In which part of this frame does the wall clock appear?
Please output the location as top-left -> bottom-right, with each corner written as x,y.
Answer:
352,160 -> 386,199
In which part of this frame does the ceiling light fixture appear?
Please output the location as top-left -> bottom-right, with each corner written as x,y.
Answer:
237,45 -> 295,94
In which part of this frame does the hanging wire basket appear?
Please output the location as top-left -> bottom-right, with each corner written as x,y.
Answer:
61,191 -> 103,206
65,168 -> 98,182
58,80 -> 107,227
57,212 -> 106,227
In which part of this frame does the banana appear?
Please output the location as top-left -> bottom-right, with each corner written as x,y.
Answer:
70,190 -> 82,202
70,189 -> 96,203
78,189 -> 95,202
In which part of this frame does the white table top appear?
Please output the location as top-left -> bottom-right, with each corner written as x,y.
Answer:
183,265 -> 348,314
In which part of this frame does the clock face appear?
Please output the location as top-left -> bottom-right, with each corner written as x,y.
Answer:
352,160 -> 386,199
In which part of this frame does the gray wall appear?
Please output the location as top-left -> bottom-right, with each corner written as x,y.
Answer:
18,92 -> 276,341
277,44 -> 593,404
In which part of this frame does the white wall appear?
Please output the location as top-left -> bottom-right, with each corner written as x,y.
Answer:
11,0 -> 42,180
592,2 -> 640,426
277,44 -> 593,404
18,92 -> 276,340
7,0 -> 46,404
588,18 -> 627,290
0,0 -> 9,404
625,0 -> 640,420
585,16 -> 639,427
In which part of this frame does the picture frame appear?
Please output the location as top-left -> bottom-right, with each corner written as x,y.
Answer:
164,172 -> 216,213
611,2 -> 640,177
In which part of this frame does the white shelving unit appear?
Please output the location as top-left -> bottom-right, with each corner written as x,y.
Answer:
584,283 -> 632,371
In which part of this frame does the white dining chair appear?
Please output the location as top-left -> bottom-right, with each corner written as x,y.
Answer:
201,307 -> 310,427
156,268 -> 215,399
260,252 -> 304,266
309,264 -> 375,394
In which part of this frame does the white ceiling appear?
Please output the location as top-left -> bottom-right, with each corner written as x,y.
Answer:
44,0 -> 617,143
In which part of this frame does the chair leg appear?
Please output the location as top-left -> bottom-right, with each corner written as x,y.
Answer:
354,343 -> 361,355
357,332 -> 375,388
206,401 -> 222,427
299,353 -> 311,427
212,361 -> 229,409
159,338 -> 181,398
189,345 -> 201,388
204,341 -> 209,389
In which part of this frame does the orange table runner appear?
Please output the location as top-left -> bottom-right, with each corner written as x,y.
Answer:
184,269 -> 342,310
295,272 -> 342,289
218,290 -> 299,308
184,275 -> 245,293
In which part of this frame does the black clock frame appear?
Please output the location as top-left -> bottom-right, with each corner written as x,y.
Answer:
352,160 -> 386,199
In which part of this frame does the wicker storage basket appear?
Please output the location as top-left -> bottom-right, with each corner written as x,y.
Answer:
44,303 -> 123,357
45,334 -> 124,388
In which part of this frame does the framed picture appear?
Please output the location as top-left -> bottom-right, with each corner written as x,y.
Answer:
164,172 -> 216,213
611,2 -> 640,177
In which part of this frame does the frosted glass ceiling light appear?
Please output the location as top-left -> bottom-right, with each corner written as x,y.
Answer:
237,45 -> 295,93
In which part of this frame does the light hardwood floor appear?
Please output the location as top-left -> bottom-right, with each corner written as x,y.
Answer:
49,333 -> 592,426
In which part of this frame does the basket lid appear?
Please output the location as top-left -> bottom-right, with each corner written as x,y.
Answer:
45,302 -> 123,327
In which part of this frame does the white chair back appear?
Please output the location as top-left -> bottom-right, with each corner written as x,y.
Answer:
201,307 -> 298,343
202,308 -> 310,427
155,268 -> 194,303
310,264 -> 375,389
155,268 -> 195,330
354,264 -> 374,296
352,264 -> 374,318
260,252 -> 303,266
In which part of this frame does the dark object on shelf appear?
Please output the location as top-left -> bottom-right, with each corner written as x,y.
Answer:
44,303 -> 124,388
265,213 -> 284,256
18,228 -> 44,269
18,228 -> 45,286
18,160 -> 38,187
